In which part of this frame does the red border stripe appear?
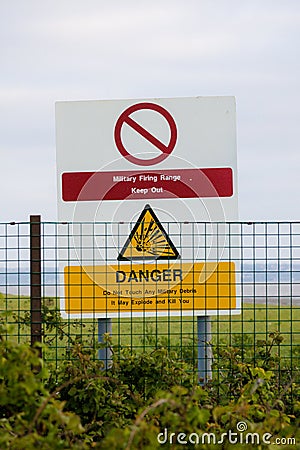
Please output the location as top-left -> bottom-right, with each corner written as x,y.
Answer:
62,168 -> 233,202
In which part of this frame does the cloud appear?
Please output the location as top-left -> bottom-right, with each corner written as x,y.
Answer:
0,0 -> 300,220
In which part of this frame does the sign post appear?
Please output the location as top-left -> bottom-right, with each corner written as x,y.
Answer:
98,318 -> 112,369
56,96 -> 239,379
197,316 -> 212,384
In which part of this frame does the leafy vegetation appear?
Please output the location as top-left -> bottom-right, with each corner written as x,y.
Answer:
0,311 -> 299,449
0,318 -> 85,449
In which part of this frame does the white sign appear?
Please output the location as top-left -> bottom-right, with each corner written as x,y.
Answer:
55,96 -> 239,318
56,96 -> 237,224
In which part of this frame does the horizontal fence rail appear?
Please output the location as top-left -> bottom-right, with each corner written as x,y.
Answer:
0,220 -> 299,397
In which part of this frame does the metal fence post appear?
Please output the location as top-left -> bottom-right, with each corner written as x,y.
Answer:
197,316 -> 212,383
98,318 -> 112,369
30,215 -> 42,357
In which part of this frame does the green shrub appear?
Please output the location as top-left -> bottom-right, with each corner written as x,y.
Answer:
1,313 -> 300,449
0,319 -> 86,449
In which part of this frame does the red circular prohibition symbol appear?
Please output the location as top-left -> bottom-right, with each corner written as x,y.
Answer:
114,102 -> 177,166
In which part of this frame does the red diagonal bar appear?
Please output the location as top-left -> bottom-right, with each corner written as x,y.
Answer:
124,116 -> 170,153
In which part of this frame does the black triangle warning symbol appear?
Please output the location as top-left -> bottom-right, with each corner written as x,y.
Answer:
118,204 -> 180,261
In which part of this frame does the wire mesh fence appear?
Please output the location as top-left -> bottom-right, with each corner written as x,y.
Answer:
0,219 -> 299,391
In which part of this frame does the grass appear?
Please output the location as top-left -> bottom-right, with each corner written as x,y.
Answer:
1,293 -> 300,364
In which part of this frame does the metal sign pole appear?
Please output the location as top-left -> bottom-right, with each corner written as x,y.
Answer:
197,316 -> 212,384
98,318 -> 112,369
30,215 -> 42,358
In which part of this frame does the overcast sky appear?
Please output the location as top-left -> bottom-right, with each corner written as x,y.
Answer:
0,0 -> 299,222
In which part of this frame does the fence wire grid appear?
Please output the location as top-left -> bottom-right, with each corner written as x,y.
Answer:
0,219 -> 300,390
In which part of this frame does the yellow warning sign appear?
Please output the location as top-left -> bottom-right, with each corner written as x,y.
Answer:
64,262 -> 236,314
118,204 -> 179,261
